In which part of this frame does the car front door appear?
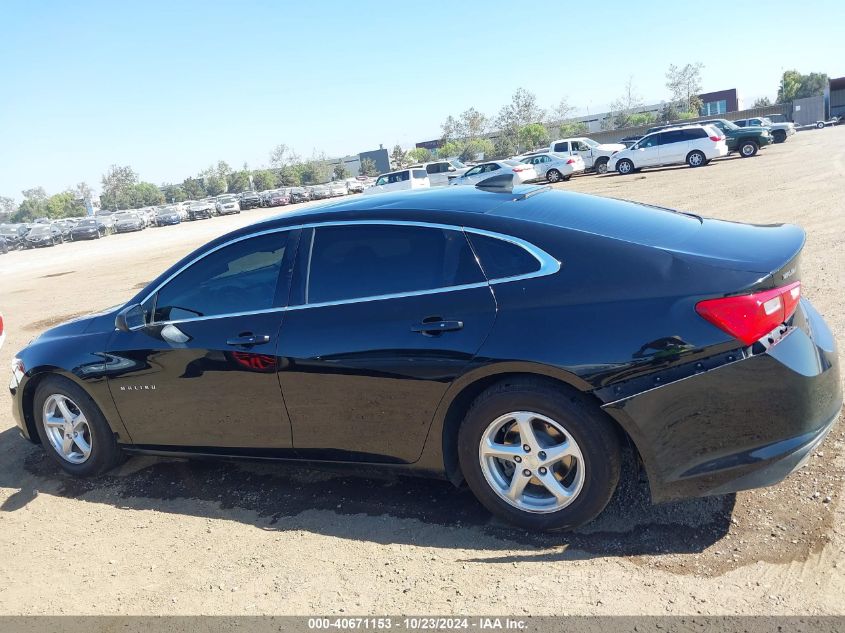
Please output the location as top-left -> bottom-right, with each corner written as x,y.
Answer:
658,129 -> 688,164
570,140 -> 594,168
632,134 -> 661,167
105,229 -> 299,448
277,222 -> 497,463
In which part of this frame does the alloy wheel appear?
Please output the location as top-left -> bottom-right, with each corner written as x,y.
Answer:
478,411 -> 585,513
547,170 -> 561,183
42,394 -> 93,464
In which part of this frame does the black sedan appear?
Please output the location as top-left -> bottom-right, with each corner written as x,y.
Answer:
8,184 -> 841,531
0,235 -> 7,254
70,218 -> 108,240
24,224 -> 63,247
239,191 -> 261,209
155,208 -> 181,226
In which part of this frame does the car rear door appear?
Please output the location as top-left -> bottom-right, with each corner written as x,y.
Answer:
277,222 -> 497,463
105,229 -> 299,448
658,129 -> 689,164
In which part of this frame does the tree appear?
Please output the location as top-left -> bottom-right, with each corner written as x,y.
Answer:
129,182 -> 164,208
659,101 -> 681,122
608,77 -> 644,129
0,195 -> 15,221
518,123 -> 550,151
269,144 -> 299,167
492,134 -> 517,159
777,70 -> 828,103
666,62 -> 704,114
557,121 -> 588,137
442,107 -> 488,142
753,96 -> 773,107
628,112 -> 656,126
440,138 -> 493,162
182,177 -> 206,200
333,163 -> 350,181
253,170 -> 278,190
359,158 -> 379,177
276,166 -> 299,187
161,184 -> 187,202
74,182 -> 93,203
406,148 -> 434,164
548,97 -> 574,125
390,144 -> 408,170
17,187 -> 49,219
227,170 -> 251,193
100,165 -> 138,210
495,88 -> 544,153
45,191 -> 85,218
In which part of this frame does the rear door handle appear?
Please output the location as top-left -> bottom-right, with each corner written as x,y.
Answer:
226,334 -> 270,347
411,320 -> 464,335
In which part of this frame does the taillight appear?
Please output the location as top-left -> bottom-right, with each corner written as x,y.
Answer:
0,313 -> 3,337
695,281 -> 801,345
566,158 -> 576,164
512,166 -> 529,172
710,135 -> 722,142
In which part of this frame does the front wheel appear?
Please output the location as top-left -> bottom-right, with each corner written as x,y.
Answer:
546,169 -> 562,183
33,375 -> 124,476
739,141 -> 758,158
458,380 -> 621,531
616,159 -> 634,175
594,158 -> 609,174
687,150 -> 706,167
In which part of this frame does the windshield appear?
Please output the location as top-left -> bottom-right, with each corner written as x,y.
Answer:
449,159 -> 466,169
115,213 -> 136,221
720,120 -> 739,131
30,226 -> 50,235
581,138 -> 599,148
218,197 -> 235,203
77,219 -> 98,226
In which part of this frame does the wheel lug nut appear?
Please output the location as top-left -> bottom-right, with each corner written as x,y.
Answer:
538,451 -> 546,460
539,467 -> 547,475
523,445 -> 531,452
514,456 -> 522,463
522,469 -> 531,477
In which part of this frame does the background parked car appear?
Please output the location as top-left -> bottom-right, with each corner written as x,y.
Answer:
289,187 -> 311,203
215,195 -> 241,215
328,181 -> 348,197
239,191 -> 261,209
363,168 -> 430,195
449,160 -> 538,186
521,153 -> 585,183
734,116 -> 796,143
113,212 -> 146,233
267,190 -> 290,207
410,159 -> 469,186
0,223 -> 30,250
25,223 -> 64,247
609,125 -> 727,175
548,137 -> 625,174
154,207 -> 182,226
0,235 -> 8,254
70,218 -> 108,240
188,200 -> 213,220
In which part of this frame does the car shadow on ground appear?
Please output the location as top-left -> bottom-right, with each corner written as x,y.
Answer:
0,427 -> 734,559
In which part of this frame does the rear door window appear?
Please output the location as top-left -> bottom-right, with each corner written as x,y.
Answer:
552,141 -> 569,152
301,224 -> 485,305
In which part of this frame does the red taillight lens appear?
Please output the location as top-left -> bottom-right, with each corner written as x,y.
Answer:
0,313 -> 3,337
710,135 -> 722,142
566,158 -> 576,164
695,281 -> 801,345
512,166 -> 528,172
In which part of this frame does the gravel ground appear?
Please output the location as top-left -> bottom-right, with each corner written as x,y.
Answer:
0,127 -> 843,615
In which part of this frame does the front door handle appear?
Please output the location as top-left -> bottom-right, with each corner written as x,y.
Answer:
411,319 -> 464,335
226,334 -> 270,347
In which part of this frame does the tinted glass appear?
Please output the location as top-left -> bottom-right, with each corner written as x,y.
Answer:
662,130 -> 687,144
467,233 -> 541,281
553,142 -> 569,152
465,166 -> 481,177
412,170 -> 427,179
153,232 -> 288,322
685,127 -> 707,139
305,224 -> 484,304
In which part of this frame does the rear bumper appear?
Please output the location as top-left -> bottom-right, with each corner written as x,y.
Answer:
603,298 -> 841,503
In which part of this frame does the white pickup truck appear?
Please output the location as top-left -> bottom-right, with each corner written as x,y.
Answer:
547,137 -> 626,174
733,116 -> 796,143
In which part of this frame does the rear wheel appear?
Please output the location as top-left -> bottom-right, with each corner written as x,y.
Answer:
739,140 -> 758,158
33,375 -> 124,476
546,169 -> 562,183
616,159 -> 634,175
773,130 -> 786,143
458,379 -> 621,531
686,150 -> 706,167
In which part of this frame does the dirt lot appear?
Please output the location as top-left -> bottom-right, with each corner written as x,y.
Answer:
0,128 -> 843,616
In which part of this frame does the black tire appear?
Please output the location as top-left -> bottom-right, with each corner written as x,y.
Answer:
546,169 -> 562,183
563,174 -> 571,181
686,150 -> 706,167
457,379 -> 621,531
616,158 -> 634,175
773,130 -> 786,143
594,158 -> 609,174
816,121 -> 825,129
33,375 -> 124,476
739,140 -> 758,158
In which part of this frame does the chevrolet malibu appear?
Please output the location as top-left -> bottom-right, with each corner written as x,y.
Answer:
9,185 -> 841,531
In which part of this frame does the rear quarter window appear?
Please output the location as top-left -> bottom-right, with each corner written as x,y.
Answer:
467,233 -> 541,281
412,170 -> 427,179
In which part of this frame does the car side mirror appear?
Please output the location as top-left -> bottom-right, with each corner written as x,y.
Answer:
115,303 -> 146,332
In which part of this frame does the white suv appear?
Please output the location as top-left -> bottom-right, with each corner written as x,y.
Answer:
608,125 -> 727,175
363,168 -> 430,196
409,160 -> 469,187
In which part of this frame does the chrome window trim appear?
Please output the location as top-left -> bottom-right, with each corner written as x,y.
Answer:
138,220 -> 560,325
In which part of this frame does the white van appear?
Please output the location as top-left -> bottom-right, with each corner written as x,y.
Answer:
363,168 -> 430,196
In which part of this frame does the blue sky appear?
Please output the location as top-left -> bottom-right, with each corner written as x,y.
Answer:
1,0 -> 842,198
